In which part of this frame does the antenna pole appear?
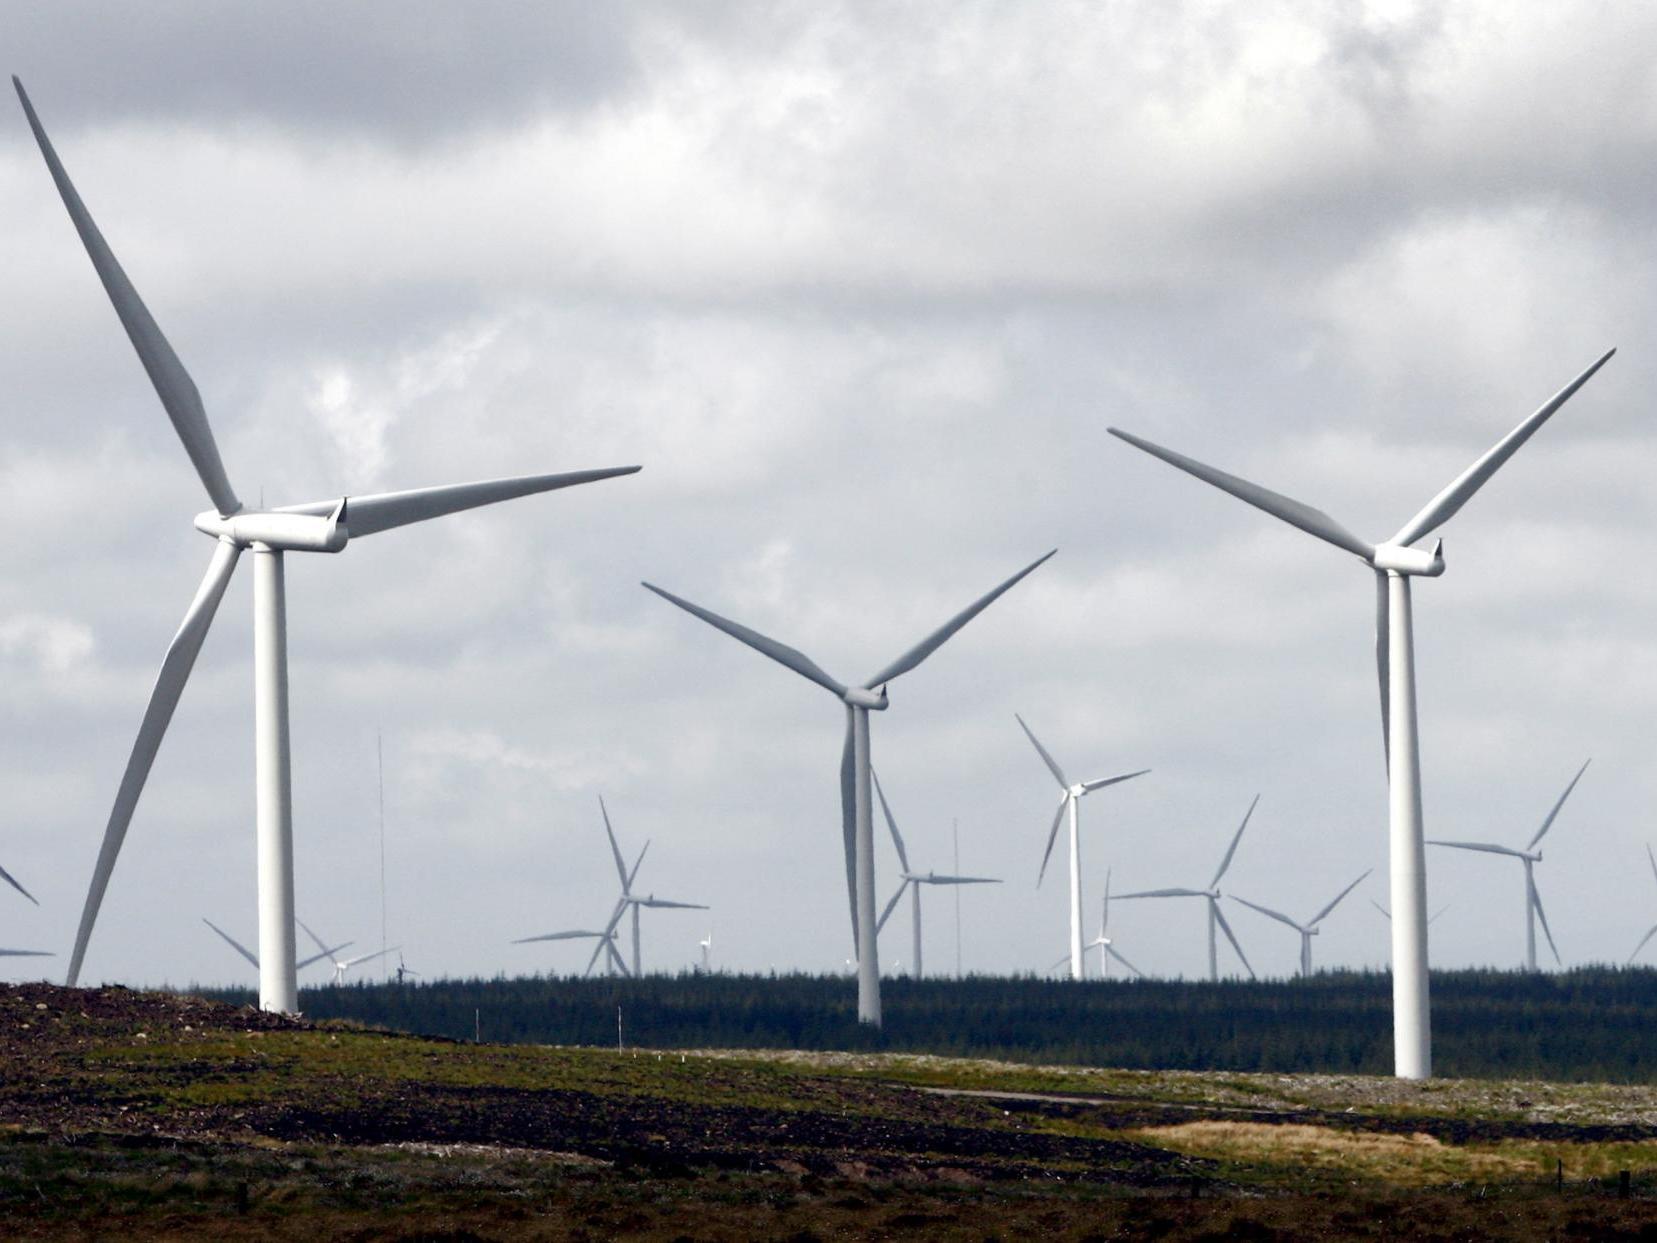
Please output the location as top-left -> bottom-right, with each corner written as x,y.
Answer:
378,730 -> 387,984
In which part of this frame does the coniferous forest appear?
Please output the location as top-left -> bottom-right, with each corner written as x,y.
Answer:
191,966 -> 1657,1083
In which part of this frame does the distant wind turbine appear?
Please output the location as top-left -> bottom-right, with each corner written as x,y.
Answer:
1626,847 -> 1657,966
1427,760 -> 1589,972
202,917 -> 349,976
1015,714 -> 1147,980
1110,348 -> 1614,1078
514,798 -> 705,977
1052,870 -> 1144,978
871,771 -> 999,978
644,550 -> 1052,1025
14,78 -> 640,1014
297,920 -> 399,985
0,861 -> 48,960
395,953 -> 419,985
1115,796 -> 1259,981
1230,870 -> 1372,977
698,932 -> 712,974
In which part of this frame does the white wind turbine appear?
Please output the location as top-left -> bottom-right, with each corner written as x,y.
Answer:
698,932 -> 712,974
1427,759 -> 1590,972
515,798 -> 706,978
15,79 -> 639,1014
871,770 -> 999,979
297,920 -> 399,985
1115,796 -> 1259,981
1050,870 -> 1145,978
1230,869 -> 1372,978
644,551 -> 1052,1026
1015,714 -> 1147,981
1625,847 -> 1657,966
202,917 -> 349,977
1,862 -> 50,961
1109,349 -> 1613,1078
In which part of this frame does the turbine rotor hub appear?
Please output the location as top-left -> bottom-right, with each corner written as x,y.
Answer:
843,686 -> 889,710
194,507 -> 349,554
1371,540 -> 1445,577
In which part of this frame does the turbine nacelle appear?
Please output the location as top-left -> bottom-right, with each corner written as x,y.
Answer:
1370,539 -> 1445,577
194,502 -> 349,554
842,685 -> 889,710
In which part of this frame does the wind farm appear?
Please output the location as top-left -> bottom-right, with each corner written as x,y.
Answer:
9,9 -> 1657,1237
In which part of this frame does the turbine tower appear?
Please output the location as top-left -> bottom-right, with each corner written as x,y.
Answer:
1427,759 -> 1589,972
297,920 -> 399,985
202,917 -> 349,976
1116,796 -> 1259,981
871,770 -> 999,978
1015,714 -> 1147,980
644,550 -> 1052,1025
15,79 -> 640,1014
514,797 -> 705,977
1626,846 -> 1657,966
1109,349 -> 1613,1077
1231,869 -> 1372,977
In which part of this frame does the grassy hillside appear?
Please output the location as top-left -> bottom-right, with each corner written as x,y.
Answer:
2,982 -> 1654,1239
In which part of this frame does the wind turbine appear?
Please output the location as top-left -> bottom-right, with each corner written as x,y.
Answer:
394,953 -> 419,985
515,797 -> 706,978
644,551 -> 1052,1025
202,917 -> 349,976
1115,796 -> 1259,981
1109,349 -> 1614,1077
15,78 -> 640,1014
1231,869 -> 1372,977
1625,846 -> 1657,966
297,920 -> 399,985
871,770 -> 999,979
1015,714 -> 1147,980
1051,870 -> 1144,978
1427,759 -> 1589,972
0,862 -> 50,961
698,932 -> 712,974
515,926 -> 628,977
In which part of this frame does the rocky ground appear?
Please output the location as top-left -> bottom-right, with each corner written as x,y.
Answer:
0,982 -> 1653,1239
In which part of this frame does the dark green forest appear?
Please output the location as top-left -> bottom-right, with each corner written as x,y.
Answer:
193,967 -> 1657,1083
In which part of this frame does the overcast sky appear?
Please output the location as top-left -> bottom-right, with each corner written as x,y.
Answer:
3,3 -> 1657,993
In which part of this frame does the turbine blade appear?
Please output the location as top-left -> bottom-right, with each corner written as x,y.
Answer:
1374,570 -> 1391,771
1429,902 -> 1452,926
1529,875 -> 1560,966
1108,428 -> 1375,560
642,582 -> 847,697
626,841 -> 650,891
1081,769 -> 1150,793
512,930 -> 606,944
279,467 -> 640,537
1048,953 -> 1070,971
1426,839 -> 1526,858
1649,843 -> 1657,892
1104,945 -> 1144,978
0,949 -> 52,958
1392,349 -> 1616,547
202,918 -> 258,969
599,896 -> 629,939
599,796 -> 628,890
1036,796 -> 1066,887
1102,868 -> 1112,934
871,768 -> 910,873
1212,902 -> 1255,979
343,946 -> 399,969
1370,899 -> 1391,920
581,936 -> 608,976
297,941 -> 352,969
876,880 -> 909,933
1209,794 -> 1259,889
862,550 -> 1055,688
296,918 -> 332,958
66,540 -> 240,986
1308,869 -> 1373,927
840,711 -> 859,954
1527,758 -> 1591,850
638,898 -> 708,910
1014,713 -> 1069,788
15,78 -> 242,517
606,939 -> 632,978
921,875 -> 1000,885
1229,894 -> 1302,933
0,862 -> 37,905
1114,887 -> 1208,900
1628,923 -> 1657,966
